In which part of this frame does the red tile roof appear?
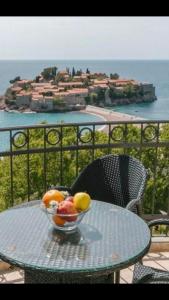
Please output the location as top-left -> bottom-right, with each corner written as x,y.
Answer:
59,70 -> 68,75
93,80 -> 108,84
17,79 -> 32,84
58,82 -> 83,87
93,84 -> 107,88
31,83 -> 51,87
11,87 -> 22,92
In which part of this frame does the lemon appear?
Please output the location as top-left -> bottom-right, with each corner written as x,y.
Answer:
73,192 -> 91,211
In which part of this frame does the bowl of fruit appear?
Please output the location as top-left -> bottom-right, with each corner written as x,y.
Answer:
41,189 -> 91,232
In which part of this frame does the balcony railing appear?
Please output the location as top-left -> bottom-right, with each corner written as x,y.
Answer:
0,119 -> 169,220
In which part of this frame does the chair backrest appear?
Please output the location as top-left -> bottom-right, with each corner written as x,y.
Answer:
71,154 -> 147,210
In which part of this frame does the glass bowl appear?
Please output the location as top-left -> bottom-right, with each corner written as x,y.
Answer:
41,202 -> 90,232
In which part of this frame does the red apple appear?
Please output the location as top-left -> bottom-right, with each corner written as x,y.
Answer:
57,201 -> 78,222
65,196 -> 74,203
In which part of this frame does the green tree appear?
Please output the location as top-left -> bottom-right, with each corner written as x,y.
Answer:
41,67 -> 58,80
9,76 -> 21,84
35,76 -> 41,83
22,83 -> 31,91
72,67 -> 76,77
109,87 -> 116,100
110,73 -> 119,80
53,97 -> 65,106
123,84 -> 136,98
83,78 -> 90,87
5,99 -> 16,105
84,95 -> 91,105
96,88 -> 106,104
89,93 -> 97,104
76,69 -> 82,76
55,73 -> 65,83
42,91 -> 53,97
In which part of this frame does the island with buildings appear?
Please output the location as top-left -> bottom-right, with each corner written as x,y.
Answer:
0,66 -> 157,112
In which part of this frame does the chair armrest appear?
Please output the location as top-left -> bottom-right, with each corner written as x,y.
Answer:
126,198 -> 139,211
147,219 -> 169,229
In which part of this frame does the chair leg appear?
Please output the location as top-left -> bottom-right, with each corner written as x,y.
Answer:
106,273 -> 115,283
115,271 -> 120,283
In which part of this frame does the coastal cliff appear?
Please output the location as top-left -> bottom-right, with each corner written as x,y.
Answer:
1,66 -> 157,112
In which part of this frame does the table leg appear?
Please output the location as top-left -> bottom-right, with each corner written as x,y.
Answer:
115,271 -> 120,284
24,270 -> 114,284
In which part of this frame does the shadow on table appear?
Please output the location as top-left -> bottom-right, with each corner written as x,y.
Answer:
49,223 -> 102,245
43,223 -> 102,261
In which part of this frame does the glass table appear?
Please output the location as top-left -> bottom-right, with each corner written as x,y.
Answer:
0,200 -> 151,283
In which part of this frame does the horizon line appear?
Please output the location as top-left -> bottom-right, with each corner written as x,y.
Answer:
0,58 -> 169,61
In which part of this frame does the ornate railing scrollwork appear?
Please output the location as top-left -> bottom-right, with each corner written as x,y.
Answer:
78,127 -> 94,143
109,126 -> 126,142
45,129 -> 61,145
11,131 -> 28,148
142,125 -> 159,142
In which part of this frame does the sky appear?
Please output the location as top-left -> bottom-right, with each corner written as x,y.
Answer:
0,16 -> 169,60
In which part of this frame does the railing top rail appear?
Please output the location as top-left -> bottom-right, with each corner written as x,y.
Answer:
0,119 -> 169,132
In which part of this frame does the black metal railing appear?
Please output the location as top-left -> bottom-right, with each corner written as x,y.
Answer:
0,119 -> 169,220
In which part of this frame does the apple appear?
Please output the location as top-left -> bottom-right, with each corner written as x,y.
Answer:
65,196 -> 74,203
57,201 -> 78,222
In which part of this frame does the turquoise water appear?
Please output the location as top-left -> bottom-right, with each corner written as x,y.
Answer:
0,60 -> 169,121
0,110 -> 103,128
0,111 -> 103,152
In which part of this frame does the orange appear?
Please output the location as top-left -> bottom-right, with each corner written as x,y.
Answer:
42,189 -> 64,208
52,215 -> 66,226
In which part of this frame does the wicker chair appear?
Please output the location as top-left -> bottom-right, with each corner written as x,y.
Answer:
51,154 -> 148,283
52,154 -> 147,216
133,219 -> 169,284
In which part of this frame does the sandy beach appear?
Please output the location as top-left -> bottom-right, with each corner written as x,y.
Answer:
81,105 -> 144,122
80,105 -> 144,133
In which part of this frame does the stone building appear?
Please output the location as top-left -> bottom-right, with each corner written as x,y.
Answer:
16,92 -> 32,106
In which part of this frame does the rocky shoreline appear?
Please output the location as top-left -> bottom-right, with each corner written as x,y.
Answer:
0,93 -> 156,114
0,96 -> 85,113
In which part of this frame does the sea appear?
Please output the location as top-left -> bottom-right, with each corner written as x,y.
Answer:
0,59 -> 169,129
